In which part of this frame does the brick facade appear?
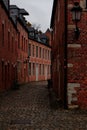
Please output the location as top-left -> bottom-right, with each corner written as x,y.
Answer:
51,0 -> 87,109
17,21 -> 29,84
0,1 -> 18,91
0,0 -> 51,92
67,0 -> 87,109
51,0 -> 65,105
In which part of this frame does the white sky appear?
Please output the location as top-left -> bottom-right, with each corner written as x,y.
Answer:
10,0 -> 53,32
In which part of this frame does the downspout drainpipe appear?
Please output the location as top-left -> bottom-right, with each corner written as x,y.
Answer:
64,0 -> 68,109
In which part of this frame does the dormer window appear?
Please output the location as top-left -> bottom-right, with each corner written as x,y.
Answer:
42,39 -> 46,44
29,32 -> 34,37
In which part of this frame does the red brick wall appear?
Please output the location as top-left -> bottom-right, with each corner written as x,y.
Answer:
0,3 -> 18,91
51,0 -> 65,102
17,22 -> 29,84
51,0 -> 87,109
67,0 -> 87,108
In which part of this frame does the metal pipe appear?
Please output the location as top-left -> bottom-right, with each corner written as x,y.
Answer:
64,0 -> 68,109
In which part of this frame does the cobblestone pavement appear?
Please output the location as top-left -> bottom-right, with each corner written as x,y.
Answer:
0,81 -> 87,130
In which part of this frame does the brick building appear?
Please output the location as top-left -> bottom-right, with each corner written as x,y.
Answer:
51,0 -> 87,109
10,5 -> 29,84
28,27 -> 51,81
0,0 -> 18,91
0,0 -> 51,92
50,0 -> 66,107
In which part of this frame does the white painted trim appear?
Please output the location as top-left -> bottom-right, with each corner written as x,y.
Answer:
68,105 -> 78,109
67,63 -> 73,68
68,44 -> 81,48
68,83 -> 80,88
68,25 -> 75,29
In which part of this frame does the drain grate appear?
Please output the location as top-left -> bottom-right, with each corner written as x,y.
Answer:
10,119 -> 31,125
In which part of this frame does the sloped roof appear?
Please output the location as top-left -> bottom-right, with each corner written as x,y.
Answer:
19,9 -> 29,15
28,27 -> 35,32
10,5 -> 19,9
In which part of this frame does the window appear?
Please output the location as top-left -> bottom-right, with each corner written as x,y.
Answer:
8,31 -> 10,50
29,63 -> 31,75
47,65 -> 49,75
26,40 -> 27,52
28,44 -> 31,56
49,51 -> 51,60
41,64 -> 42,75
50,65 -> 51,74
43,48 -> 44,58
43,64 -> 44,75
15,40 -> 17,53
33,63 -> 35,75
41,48 -> 43,58
32,45 -> 34,57
24,37 -> 25,51
2,23 -> 4,46
12,36 -> 14,52
48,50 -> 49,60
8,63 -> 10,81
36,46 -> 38,57
39,64 -> 41,75
18,32 -> 20,49
29,32 -> 34,37
45,49 -> 47,59
1,61 -> 4,82
22,36 -> 23,50
39,47 -> 41,58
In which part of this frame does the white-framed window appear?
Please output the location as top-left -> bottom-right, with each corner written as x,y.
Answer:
80,0 -> 87,8
32,45 -> 34,57
39,47 -> 41,58
36,46 -> 38,57
28,44 -> 31,56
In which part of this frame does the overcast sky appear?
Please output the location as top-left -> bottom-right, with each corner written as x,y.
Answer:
10,0 -> 53,32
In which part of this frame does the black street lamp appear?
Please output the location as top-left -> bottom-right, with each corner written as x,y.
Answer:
71,2 -> 82,39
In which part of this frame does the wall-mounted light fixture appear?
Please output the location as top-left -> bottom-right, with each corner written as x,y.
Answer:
71,2 -> 82,39
23,56 -> 30,64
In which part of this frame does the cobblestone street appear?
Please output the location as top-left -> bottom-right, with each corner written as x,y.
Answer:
0,81 -> 87,130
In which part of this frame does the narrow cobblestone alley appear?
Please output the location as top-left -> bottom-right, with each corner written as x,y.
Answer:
0,81 -> 87,130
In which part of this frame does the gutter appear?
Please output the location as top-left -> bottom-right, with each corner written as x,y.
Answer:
64,0 -> 68,109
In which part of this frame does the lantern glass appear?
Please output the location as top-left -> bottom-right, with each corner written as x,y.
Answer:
72,10 -> 82,21
71,2 -> 82,22
72,11 -> 76,21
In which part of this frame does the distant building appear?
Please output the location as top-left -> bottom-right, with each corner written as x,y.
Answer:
28,27 -> 51,81
45,29 -> 51,46
51,0 -> 87,109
